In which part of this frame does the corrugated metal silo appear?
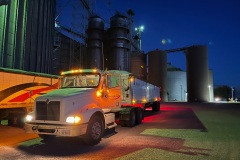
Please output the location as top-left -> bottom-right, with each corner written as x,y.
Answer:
167,71 -> 187,101
0,0 -> 56,74
108,13 -> 130,71
24,0 -> 56,73
86,16 -> 105,69
167,63 -> 187,101
185,45 -> 209,102
131,52 -> 147,80
148,49 -> 168,101
0,0 -> 26,68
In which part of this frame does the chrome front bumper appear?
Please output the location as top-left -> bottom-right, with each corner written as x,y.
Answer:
24,123 -> 88,137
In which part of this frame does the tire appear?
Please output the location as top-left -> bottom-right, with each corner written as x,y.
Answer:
17,113 -> 25,128
125,108 -> 136,127
84,116 -> 104,145
8,111 -> 26,128
38,134 -> 56,142
152,101 -> 160,112
8,113 -> 15,126
135,108 -> 143,124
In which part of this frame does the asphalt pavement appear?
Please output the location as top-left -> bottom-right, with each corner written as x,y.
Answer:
0,102 -> 240,160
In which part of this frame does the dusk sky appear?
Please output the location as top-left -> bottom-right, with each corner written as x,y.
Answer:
94,0 -> 240,88
59,0 -> 240,88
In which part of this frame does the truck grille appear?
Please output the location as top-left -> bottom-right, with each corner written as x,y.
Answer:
36,101 -> 60,121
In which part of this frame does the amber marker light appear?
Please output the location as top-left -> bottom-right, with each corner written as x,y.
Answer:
96,90 -> 102,97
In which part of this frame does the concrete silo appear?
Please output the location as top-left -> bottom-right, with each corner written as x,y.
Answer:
185,45 -> 209,102
107,13 -> 130,71
86,16 -> 105,70
148,49 -> 168,101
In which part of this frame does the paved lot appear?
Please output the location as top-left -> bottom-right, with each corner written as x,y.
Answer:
0,102 -> 240,160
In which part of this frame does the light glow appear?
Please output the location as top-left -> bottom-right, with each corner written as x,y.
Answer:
96,90 -> 102,97
132,99 -> 136,104
60,69 -> 100,76
66,116 -> 81,123
130,77 -> 134,82
26,115 -> 33,122
142,98 -> 147,102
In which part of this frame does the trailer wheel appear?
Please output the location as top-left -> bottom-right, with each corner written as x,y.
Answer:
136,108 -> 143,124
125,108 -> 136,127
152,101 -> 160,112
8,111 -> 26,128
38,134 -> 56,142
84,116 -> 104,145
8,113 -> 16,126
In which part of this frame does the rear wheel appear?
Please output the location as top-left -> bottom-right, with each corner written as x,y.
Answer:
125,108 -> 136,127
8,112 -> 25,128
84,116 -> 104,145
136,108 -> 143,124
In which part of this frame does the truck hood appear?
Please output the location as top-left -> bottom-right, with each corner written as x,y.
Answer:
37,88 -> 94,99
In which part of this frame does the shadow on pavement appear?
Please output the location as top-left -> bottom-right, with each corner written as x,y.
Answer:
143,105 -> 208,132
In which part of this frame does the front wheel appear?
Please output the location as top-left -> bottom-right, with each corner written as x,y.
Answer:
84,116 -> 104,145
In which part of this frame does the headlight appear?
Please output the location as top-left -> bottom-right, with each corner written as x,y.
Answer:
25,115 -> 33,122
66,116 -> 81,124
25,112 -> 34,122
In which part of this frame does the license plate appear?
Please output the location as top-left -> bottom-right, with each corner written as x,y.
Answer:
61,130 -> 70,135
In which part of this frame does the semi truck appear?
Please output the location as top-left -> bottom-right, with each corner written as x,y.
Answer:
24,69 -> 160,145
0,67 -> 59,127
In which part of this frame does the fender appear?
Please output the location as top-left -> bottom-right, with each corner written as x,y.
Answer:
79,103 -> 104,124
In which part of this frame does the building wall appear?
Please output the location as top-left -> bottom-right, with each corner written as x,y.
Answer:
52,31 -> 87,75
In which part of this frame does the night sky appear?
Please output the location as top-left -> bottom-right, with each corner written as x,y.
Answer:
59,0 -> 240,88
94,0 -> 240,88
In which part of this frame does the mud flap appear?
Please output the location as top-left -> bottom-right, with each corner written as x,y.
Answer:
119,107 -> 132,121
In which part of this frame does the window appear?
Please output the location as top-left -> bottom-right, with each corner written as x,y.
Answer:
61,74 -> 100,88
107,75 -> 120,88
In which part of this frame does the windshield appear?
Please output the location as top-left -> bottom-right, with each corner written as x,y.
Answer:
61,74 -> 100,88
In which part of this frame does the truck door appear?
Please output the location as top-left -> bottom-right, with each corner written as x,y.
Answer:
100,74 -> 122,110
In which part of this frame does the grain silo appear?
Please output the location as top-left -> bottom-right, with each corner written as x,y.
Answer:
148,49 -> 168,101
167,63 -> 187,101
86,16 -> 105,70
107,13 -> 130,71
185,45 -> 209,102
